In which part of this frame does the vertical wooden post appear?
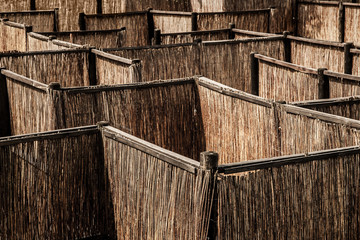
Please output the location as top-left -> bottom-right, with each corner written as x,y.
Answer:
283,31 -> 291,63
250,52 -> 259,96
344,42 -> 353,74
228,23 -> 235,39
79,13 -> 86,30
0,68 -> 11,137
147,8 -> 155,46
48,82 -> 61,90
30,0 -> 36,10
53,8 -> 59,32
154,29 -> 161,45
200,151 -> 219,240
96,0 -> 103,14
338,2 -> 345,43
88,47 -> 97,86
191,12 -> 198,31
318,68 -> 329,99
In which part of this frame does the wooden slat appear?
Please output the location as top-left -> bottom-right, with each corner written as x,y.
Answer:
298,1 -> 339,6
102,126 -> 200,174
232,28 -> 278,37
1,69 -> 48,92
150,10 -> 192,16
218,146 -> 360,174
92,49 -> 137,65
0,125 -> 98,146
291,96 -> 360,107
287,35 -> 345,48
325,70 -> 360,84
37,27 -> 126,35
202,36 -> 284,45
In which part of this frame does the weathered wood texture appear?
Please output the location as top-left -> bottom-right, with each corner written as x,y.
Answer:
0,20 -> 29,52
0,10 -> 55,32
39,29 -> 126,48
197,80 -> 278,164
0,51 -> 90,87
0,131 -> 115,239
290,40 -> 344,73
60,81 -> 205,160
258,58 -> 319,101
217,153 -> 360,239
327,74 -> 360,98
108,38 -> 285,92
35,0 -> 97,31
102,128 -> 211,239
293,97 -> 360,121
102,0 -> 191,13
95,53 -> 141,85
160,30 -> 229,45
196,10 -> 270,32
83,13 -> 149,46
297,3 -> 339,41
344,5 -> 360,45
153,13 -> 192,33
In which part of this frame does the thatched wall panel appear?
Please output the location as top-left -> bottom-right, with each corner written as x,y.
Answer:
96,56 -> 140,85
201,39 -> 285,92
153,14 -> 192,33
279,110 -> 360,155
352,53 -> 360,76
344,6 -> 360,45
297,3 -> 339,41
62,82 -> 205,160
161,31 -> 229,44
258,60 -> 319,101
0,12 -> 55,32
217,154 -> 360,239
35,0 -> 97,31
102,0 -> 191,12
329,76 -> 360,98
300,102 -> 360,121
197,12 -> 269,32
103,137 -> 210,239
0,52 -> 90,87
0,133 -> 113,239
27,35 -> 53,51
0,23 -> 27,52
109,45 -> 201,82
5,78 -> 55,135
198,85 -> 278,164
291,41 -> 344,73
1,0 -> 30,12
84,14 -> 149,46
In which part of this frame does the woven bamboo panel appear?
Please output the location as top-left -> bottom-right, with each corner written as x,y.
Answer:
301,102 -> 360,121
329,76 -> 360,98
344,6 -> 360,45
161,31 -> 229,44
102,0 -> 191,12
0,22 -> 27,52
0,11 -> 55,32
154,14 -> 192,33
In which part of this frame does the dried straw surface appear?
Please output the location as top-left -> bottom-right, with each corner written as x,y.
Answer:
27,34 -> 54,51
344,6 -> 360,45
0,12 -> 55,32
153,14 -> 192,33
279,108 -> 360,155
297,3 -> 339,41
217,154 -> 360,239
5,76 -> 55,135
161,31 -> 229,44
198,84 -> 278,164
102,0 -> 191,12
258,60 -> 319,101
108,44 -> 201,82
110,38 -> 285,92
197,12 -> 269,32
0,51 -> 90,87
291,41 -> 344,73
200,39 -> 285,92
329,76 -> 360,98
103,136 -> 211,239
352,52 -> 360,76
35,0 -> 97,30
41,30 -> 126,48
0,22 -> 27,52
1,0 -> 30,11
0,132 -> 114,239
84,13 -> 149,46
61,81 -> 205,160
96,56 -> 141,85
